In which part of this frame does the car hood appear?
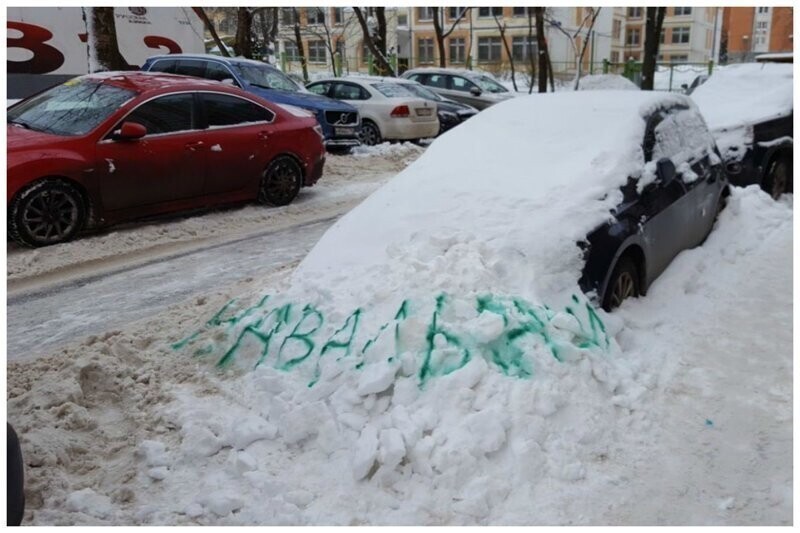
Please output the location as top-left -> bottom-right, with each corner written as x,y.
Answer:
436,99 -> 478,115
244,85 -> 358,113
7,125 -> 73,153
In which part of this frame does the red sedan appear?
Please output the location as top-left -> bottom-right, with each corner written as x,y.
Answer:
7,72 -> 326,247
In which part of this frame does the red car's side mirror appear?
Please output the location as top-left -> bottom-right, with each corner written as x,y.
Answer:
114,121 -> 147,141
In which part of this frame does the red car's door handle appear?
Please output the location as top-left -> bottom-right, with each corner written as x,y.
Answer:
185,141 -> 205,151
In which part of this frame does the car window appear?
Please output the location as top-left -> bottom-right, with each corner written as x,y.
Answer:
202,93 -> 274,127
333,83 -> 368,100
652,107 -> 714,165
426,74 -> 449,89
451,76 -> 477,92
8,79 -> 136,136
148,59 -> 177,74
174,60 -> 207,78
307,82 -> 330,96
407,74 -> 423,82
235,64 -> 300,92
121,93 -> 196,135
205,62 -> 236,83
473,75 -> 508,93
371,83 -> 415,98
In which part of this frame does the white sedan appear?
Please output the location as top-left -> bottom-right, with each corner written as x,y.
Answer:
306,76 -> 439,145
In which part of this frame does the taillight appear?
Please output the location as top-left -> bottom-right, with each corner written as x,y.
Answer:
390,105 -> 410,118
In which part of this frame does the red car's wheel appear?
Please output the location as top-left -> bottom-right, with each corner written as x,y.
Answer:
9,179 -> 87,247
258,156 -> 302,207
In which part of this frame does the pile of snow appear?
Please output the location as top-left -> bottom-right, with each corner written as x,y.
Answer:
653,64 -> 708,92
578,74 -> 638,91
350,141 -> 425,159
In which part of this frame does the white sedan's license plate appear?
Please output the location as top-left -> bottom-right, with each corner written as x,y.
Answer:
335,127 -> 355,136
416,108 -> 433,116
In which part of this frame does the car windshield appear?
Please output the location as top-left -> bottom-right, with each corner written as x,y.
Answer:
401,83 -> 443,101
235,64 -> 301,92
472,75 -> 508,93
7,79 -> 136,136
371,83 -> 416,98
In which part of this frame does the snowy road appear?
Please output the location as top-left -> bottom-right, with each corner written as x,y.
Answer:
8,216 -> 336,360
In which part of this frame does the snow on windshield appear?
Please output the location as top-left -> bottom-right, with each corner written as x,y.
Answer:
691,62 -> 793,131
372,83 -> 416,98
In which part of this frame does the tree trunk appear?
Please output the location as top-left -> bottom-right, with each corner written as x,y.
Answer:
192,7 -> 229,57
572,8 -> 601,90
353,8 -> 394,76
233,7 -> 253,58
641,7 -> 666,90
432,8 -> 446,67
90,7 -> 132,70
534,8 -> 549,93
527,9 -> 536,94
494,16 -> 517,91
293,17 -> 309,82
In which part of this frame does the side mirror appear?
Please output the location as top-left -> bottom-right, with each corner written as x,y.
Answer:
469,86 -> 482,96
656,157 -> 676,185
113,121 -> 147,141
680,83 -> 689,90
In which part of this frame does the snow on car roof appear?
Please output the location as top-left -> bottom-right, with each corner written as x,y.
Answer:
295,90 -> 688,306
691,63 -> 793,131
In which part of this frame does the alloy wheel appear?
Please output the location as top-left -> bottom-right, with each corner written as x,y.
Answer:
610,271 -> 636,309
22,189 -> 80,244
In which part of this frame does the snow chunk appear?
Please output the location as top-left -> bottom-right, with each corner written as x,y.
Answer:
210,144 -> 222,152
137,439 -> 170,467
357,360 -> 399,395
228,415 -> 278,450
352,425 -> 379,480
65,488 -> 114,518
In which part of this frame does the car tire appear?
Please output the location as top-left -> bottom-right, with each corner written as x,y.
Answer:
358,120 -> 382,146
602,256 -> 640,311
9,179 -> 86,248
763,155 -> 791,200
259,156 -> 302,207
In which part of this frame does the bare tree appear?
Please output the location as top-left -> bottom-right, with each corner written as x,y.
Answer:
432,7 -> 470,68
533,8 -> 550,93
641,7 -> 667,90
89,7 -> 132,70
546,7 -> 602,90
233,7 -> 254,58
304,8 -> 356,76
527,9 -> 536,94
290,8 -> 309,82
254,8 -> 279,62
192,7 -> 230,57
353,7 -> 394,75
492,13 -> 517,91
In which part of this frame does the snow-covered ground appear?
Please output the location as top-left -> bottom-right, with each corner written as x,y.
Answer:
6,185 -> 791,525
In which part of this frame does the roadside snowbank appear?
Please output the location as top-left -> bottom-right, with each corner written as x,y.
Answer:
578,74 -> 638,91
7,187 -> 791,525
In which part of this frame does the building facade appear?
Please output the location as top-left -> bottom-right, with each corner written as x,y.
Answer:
721,6 -> 793,62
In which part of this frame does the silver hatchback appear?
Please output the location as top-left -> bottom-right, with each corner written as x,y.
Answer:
401,68 -> 516,110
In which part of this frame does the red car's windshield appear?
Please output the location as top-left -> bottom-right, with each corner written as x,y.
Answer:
8,79 -> 137,136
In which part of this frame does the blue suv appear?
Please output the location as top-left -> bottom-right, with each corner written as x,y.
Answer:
141,54 -> 361,150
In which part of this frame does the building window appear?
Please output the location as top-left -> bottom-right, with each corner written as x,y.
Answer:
308,40 -> 326,63
756,21 -> 769,30
477,36 -> 502,61
281,8 -> 298,26
418,38 -> 434,63
362,42 -> 371,65
335,40 -> 345,58
418,7 -> 433,21
511,35 -> 537,61
660,29 -> 665,44
478,7 -> 503,18
670,55 -> 688,63
449,37 -> 466,63
307,8 -> 325,25
512,7 -> 528,17
397,12 -> 408,27
674,7 -> 692,16
284,41 -> 300,61
611,51 -> 620,63
333,7 -> 344,24
758,7 -> 769,14
627,7 -> 642,18
613,19 -> 622,39
448,7 -> 467,20
672,27 -> 690,44
625,28 -> 641,46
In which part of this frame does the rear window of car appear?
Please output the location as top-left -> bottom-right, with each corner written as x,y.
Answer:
202,93 -> 274,127
174,60 -> 207,78
148,59 -> 177,74
371,83 -> 415,98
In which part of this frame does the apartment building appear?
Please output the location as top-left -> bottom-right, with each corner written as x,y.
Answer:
721,6 -> 793,62
617,7 -> 722,64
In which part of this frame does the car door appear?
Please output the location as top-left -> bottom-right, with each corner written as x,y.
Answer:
95,92 -> 206,211
330,82 -> 371,112
637,110 -> 695,281
196,92 -> 278,196
423,74 -> 457,102
449,75 -> 487,109
307,81 -> 333,98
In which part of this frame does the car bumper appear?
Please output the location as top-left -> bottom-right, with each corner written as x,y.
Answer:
304,154 -> 325,186
325,138 -> 361,148
381,119 -> 439,140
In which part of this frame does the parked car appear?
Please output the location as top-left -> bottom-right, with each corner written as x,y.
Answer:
401,68 -> 516,110
691,62 -> 793,199
392,77 -> 478,135
7,72 -> 325,247
141,54 -> 361,150
306,77 -> 439,145
297,91 -> 728,312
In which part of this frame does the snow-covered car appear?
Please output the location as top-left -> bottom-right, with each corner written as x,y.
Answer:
691,63 -> 793,199
306,77 -> 439,146
7,72 -> 326,247
401,67 -> 516,110
298,91 -> 728,311
392,77 -> 478,135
